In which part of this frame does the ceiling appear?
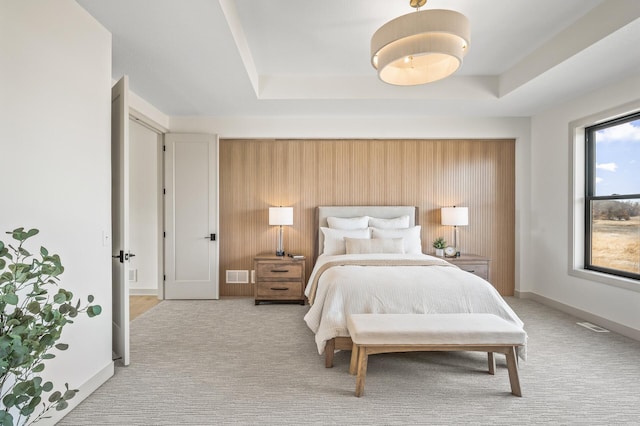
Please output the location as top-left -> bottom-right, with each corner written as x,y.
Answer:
76,0 -> 640,118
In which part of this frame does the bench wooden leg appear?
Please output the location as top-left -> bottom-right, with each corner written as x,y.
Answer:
325,338 -> 335,368
487,352 -> 495,375
505,346 -> 522,397
355,346 -> 368,397
349,343 -> 359,375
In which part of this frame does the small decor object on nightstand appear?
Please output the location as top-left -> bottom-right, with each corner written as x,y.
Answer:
444,246 -> 457,258
432,237 -> 446,257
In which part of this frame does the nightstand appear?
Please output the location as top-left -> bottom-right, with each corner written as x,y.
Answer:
446,254 -> 490,282
254,254 -> 306,305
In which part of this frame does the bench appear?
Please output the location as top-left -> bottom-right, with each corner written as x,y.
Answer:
346,313 -> 526,397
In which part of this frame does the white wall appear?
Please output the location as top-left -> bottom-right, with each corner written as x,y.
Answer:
129,119 -> 160,294
0,0 -> 113,423
529,73 -> 640,337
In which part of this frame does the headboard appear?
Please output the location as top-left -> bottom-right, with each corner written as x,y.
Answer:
315,206 -> 417,259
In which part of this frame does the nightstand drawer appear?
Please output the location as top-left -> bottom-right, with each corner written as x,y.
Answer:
457,263 -> 488,280
256,262 -> 303,279
256,281 -> 303,298
446,254 -> 491,283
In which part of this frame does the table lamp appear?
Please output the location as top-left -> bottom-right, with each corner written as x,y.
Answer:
269,207 -> 293,256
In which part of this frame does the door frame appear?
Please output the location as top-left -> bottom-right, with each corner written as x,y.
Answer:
129,109 -> 167,300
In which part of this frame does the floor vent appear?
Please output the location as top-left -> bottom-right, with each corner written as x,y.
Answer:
226,270 -> 249,284
577,321 -> 609,333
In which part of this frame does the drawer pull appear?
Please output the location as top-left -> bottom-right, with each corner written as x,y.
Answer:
270,269 -> 289,273
270,287 -> 289,291
464,269 -> 475,273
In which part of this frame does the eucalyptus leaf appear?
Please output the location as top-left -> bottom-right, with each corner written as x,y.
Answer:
62,389 -> 77,400
0,411 -> 14,426
3,293 -> 19,305
47,391 -> 61,403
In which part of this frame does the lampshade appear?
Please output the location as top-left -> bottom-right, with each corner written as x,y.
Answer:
371,4 -> 470,86
441,207 -> 468,226
269,207 -> 293,226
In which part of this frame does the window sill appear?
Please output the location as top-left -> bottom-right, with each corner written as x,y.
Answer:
569,268 -> 640,293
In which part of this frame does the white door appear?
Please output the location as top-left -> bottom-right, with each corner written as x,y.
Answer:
164,133 -> 219,299
111,76 -> 131,365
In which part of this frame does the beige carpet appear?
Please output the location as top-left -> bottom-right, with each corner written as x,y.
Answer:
59,298 -> 640,425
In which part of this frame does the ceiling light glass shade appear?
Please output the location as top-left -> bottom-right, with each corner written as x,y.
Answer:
371,9 -> 470,86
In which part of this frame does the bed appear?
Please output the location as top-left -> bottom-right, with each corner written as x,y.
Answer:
302,206 -> 526,367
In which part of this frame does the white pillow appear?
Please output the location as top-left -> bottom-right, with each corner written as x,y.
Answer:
345,237 -> 405,254
371,226 -> 422,254
327,216 -> 369,230
368,215 -> 410,229
321,227 -> 371,255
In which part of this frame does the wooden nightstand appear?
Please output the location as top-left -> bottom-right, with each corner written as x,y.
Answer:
446,254 -> 490,282
254,254 -> 306,305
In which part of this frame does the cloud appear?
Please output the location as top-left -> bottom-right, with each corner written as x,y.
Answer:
596,121 -> 640,143
596,162 -> 617,172
595,177 -> 604,184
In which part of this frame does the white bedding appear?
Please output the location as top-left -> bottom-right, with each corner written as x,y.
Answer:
303,253 -> 526,359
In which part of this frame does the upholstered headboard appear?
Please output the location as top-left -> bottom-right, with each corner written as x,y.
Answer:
315,206 -> 417,259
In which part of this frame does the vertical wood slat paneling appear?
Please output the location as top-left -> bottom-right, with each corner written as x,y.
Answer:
219,139 -> 515,296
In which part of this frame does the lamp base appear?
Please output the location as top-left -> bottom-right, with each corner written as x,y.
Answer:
276,226 -> 285,257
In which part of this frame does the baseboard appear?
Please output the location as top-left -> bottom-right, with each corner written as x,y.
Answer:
516,291 -> 640,341
35,361 -> 114,425
129,287 -> 158,296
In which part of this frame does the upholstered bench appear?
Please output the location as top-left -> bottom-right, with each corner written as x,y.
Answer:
346,313 -> 526,397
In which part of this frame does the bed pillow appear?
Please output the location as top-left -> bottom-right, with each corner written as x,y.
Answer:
345,237 -> 405,254
327,216 -> 369,230
370,226 -> 422,254
368,215 -> 411,229
321,227 -> 371,255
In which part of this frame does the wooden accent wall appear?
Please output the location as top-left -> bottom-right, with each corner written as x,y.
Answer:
219,139 -> 515,296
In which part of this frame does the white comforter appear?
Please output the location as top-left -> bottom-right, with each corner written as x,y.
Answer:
303,253 -> 526,359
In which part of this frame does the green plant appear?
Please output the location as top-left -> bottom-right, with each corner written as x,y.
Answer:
432,237 -> 446,249
0,228 -> 101,426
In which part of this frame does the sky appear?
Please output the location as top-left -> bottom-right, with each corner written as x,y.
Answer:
595,118 -> 640,197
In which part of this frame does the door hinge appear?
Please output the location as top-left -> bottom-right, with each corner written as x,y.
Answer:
163,188 -> 166,195
163,231 -> 166,238
163,274 -> 166,281
163,145 -> 166,152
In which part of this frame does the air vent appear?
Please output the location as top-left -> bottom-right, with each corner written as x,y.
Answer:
226,270 -> 249,284
577,322 -> 609,333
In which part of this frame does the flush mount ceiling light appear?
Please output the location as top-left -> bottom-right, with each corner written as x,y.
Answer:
371,0 -> 470,86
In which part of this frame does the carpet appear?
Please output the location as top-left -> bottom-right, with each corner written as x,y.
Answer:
59,297 -> 640,425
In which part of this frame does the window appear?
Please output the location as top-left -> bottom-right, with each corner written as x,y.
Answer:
584,112 -> 640,280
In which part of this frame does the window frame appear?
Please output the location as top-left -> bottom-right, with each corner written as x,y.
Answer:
584,112 -> 640,281
569,101 -> 640,292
